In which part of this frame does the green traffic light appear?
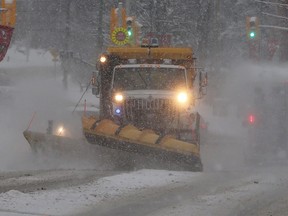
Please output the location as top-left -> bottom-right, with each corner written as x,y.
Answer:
127,27 -> 133,37
249,31 -> 256,39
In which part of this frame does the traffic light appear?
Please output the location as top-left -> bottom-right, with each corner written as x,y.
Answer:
249,31 -> 256,39
248,114 -> 256,125
126,18 -> 133,38
246,16 -> 259,40
127,27 -> 132,37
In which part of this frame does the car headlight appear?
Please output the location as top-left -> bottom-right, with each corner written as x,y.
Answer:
177,92 -> 188,103
114,93 -> 124,102
57,126 -> 65,136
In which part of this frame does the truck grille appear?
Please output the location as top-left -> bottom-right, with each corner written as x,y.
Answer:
124,98 -> 177,117
123,98 -> 178,130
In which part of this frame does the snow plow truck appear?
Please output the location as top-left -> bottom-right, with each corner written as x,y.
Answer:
23,3 -> 207,171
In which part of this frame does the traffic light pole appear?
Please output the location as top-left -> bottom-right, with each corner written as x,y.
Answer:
126,0 -> 130,16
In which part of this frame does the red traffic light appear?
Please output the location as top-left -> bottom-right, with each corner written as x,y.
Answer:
248,114 -> 256,124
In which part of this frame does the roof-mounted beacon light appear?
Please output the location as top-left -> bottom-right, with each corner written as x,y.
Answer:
150,38 -> 159,47
141,38 -> 150,47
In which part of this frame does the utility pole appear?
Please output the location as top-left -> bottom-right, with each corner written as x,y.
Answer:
213,0 -> 221,68
207,0 -> 221,104
62,0 -> 71,90
64,0 -> 71,54
97,0 -> 104,52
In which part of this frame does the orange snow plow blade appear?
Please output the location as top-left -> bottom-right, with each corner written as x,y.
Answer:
22,116 -> 203,171
82,116 -> 202,171
23,130 -> 86,154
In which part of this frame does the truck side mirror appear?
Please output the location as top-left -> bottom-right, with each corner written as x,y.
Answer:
199,72 -> 208,87
91,72 -> 100,96
92,86 -> 100,96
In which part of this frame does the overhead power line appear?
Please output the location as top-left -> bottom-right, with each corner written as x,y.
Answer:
255,0 -> 288,7
260,24 -> 288,31
262,12 -> 288,20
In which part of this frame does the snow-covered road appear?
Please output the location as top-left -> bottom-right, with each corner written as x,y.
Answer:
0,165 -> 288,216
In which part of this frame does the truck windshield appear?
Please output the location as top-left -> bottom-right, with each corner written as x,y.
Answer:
113,67 -> 187,91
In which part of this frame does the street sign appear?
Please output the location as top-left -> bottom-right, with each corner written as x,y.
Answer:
111,27 -> 129,46
0,25 -> 13,62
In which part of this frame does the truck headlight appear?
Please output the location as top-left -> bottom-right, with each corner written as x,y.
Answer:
114,93 -> 124,102
177,92 -> 188,103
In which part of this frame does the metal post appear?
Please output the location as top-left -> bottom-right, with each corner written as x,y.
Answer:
126,0 -> 130,16
118,2 -> 123,27
149,0 -> 155,33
